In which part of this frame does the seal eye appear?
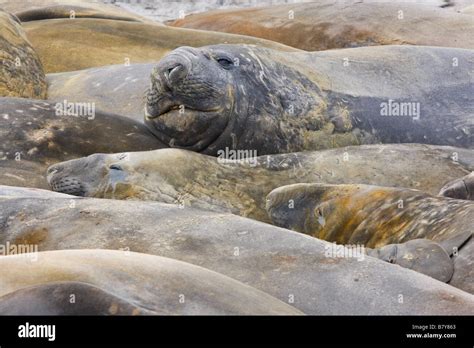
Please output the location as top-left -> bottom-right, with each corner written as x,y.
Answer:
109,164 -> 123,171
216,57 -> 234,69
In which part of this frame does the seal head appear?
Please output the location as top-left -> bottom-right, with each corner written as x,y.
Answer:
145,45 -> 324,155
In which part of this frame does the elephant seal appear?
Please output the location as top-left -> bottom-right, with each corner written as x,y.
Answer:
22,18 -> 297,73
170,2 -> 474,50
0,97 -> 165,189
145,45 -> 473,155
0,10 -> 46,99
266,183 -> 474,292
47,63 -> 155,122
0,249 -> 301,315
47,144 -> 473,222
0,0 -> 148,22
439,171 -> 474,200
1,193 -> 473,314
367,239 -> 454,283
15,5 -> 147,23
0,281 -> 155,315
265,183 -> 473,247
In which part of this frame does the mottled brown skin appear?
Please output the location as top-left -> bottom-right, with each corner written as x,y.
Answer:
0,250 -> 302,315
266,183 -> 473,247
0,281 -> 155,315
47,144 -> 473,223
266,183 -> 474,293
1,191 -> 473,314
23,18 -> 297,73
0,97 -> 165,189
439,171 -> 474,200
0,10 -> 46,98
170,2 -> 474,50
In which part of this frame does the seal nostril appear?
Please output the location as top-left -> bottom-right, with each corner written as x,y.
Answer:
166,64 -> 184,82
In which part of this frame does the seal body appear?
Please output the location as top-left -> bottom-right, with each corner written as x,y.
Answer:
23,19 -> 297,73
265,183 -> 473,247
47,63 -> 155,122
0,281 -> 155,315
0,10 -> 46,99
145,45 -> 473,155
0,249 -> 301,315
47,144 -> 473,221
170,2 -> 474,50
0,0 -> 149,22
265,183 -> 474,292
0,97 -> 165,189
1,192 -> 473,314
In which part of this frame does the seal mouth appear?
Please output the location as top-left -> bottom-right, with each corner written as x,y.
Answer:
49,177 -> 86,196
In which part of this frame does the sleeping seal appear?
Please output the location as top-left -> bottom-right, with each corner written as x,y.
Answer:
265,183 -> 474,292
145,44 -> 473,155
1,192 -> 473,314
47,144 -> 473,222
0,97 -> 165,189
0,249 -> 301,315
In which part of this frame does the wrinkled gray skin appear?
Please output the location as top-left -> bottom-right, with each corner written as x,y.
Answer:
439,171 -> 474,200
0,97 -> 165,189
145,44 -> 473,155
1,192 -> 473,314
0,250 -> 301,315
367,239 -> 454,283
47,144 -> 473,222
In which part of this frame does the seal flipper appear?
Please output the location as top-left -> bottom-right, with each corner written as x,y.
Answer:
439,172 -> 474,201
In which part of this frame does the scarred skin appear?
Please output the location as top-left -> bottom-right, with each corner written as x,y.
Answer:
46,144 -> 474,223
265,183 -> 474,293
145,44 -> 473,155
265,183 -> 473,247
0,10 -> 47,99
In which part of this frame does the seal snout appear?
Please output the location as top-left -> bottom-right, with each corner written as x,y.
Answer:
46,163 -> 85,197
